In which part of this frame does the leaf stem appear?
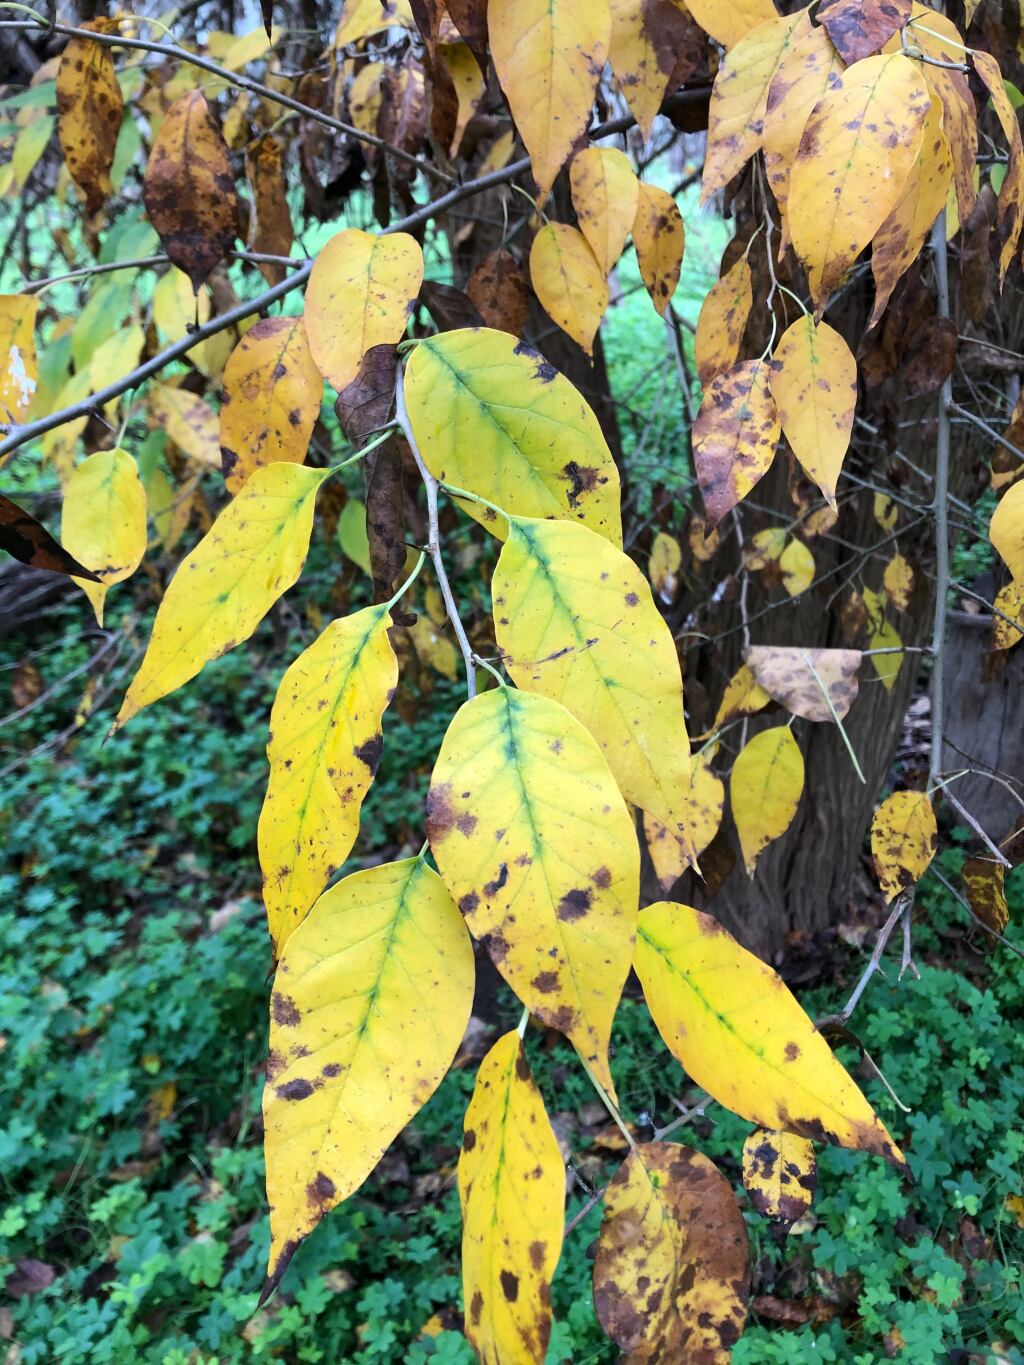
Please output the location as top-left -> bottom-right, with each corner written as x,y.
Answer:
439,480 -> 512,525
580,1058 -> 636,1150
799,649 -> 866,784
386,550 -> 427,610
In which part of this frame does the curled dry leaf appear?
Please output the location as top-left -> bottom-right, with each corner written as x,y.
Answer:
817,0 -> 911,64
993,581 -> 1024,651
570,146 -> 639,276
693,358 -> 781,530
769,316 -> 856,511
742,1127 -> 817,1228
694,255 -> 753,385
594,1141 -> 750,1363
962,857 -> 1009,942
56,21 -> 124,213
870,790 -> 937,902
60,449 -> 147,626
632,181 -> 685,316
143,89 -> 240,291
246,133 -> 294,285
467,249 -> 530,336
731,724 -> 804,873
744,645 -> 861,722
0,492 -> 99,581
634,901 -> 907,1168
972,53 -> 1021,278
529,222 -> 608,357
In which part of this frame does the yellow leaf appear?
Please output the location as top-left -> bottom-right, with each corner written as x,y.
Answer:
403,327 -> 622,543
689,512 -> 720,562
711,663 -> 771,732
490,0 -> 610,203
695,255 -> 753,386
408,614 -> 459,679
9,114 -> 54,197
335,0 -> 414,46
609,0 -> 694,139
115,463 -> 329,728
337,498 -> 371,575
149,385 -> 221,469
991,480 -> 1024,581
493,517 -> 693,850
745,527 -> 787,570
438,41 -> 485,153
648,530 -> 682,603
779,537 -> 815,596
644,747 -> 724,890
745,645 -> 861,722
478,128 -> 516,176
594,1141 -> 750,1361
61,449 -> 147,627
693,358 -> 781,529
56,22 -> 123,212
701,14 -> 802,202
873,492 -> 899,531
863,587 -> 903,690
685,0 -> 780,50
870,790 -> 937,902
264,857 -> 473,1291
152,268 -> 229,378
993,581 -> 1024,651
789,54 -> 931,311
258,605 -> 399,954
219,316 -> 322,494
212,23 -> 279,71
427,687 -> 639,1096
769,316 -> 856,510
962,857 -> 1009,941
305,228 -> 423,391
731,725 -> 804,873
529,222 -> 608,357
742,1128 -> 816,1225
0,294 -> 38,426
459,1031 -> 564,1365
347,61 -> 386,142
883,552 -> 914,611
89,324 -> 145,417
634,900 -> 907,1166
632,180 -> 685,317
570,146 -> 639,276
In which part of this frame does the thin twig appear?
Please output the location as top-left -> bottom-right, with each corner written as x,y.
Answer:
929,214 -> 952,791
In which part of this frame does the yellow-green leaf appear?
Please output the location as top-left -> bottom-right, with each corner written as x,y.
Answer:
56,22 -> 123,212
0,294 -> 39,427
335,0 -> 413,45
570,146 -> 639,276
264,857 -> 473,1293
870,790 -> 936,902
695,255 -> 753,386
427,687 -> 639,1096
779,537 -> 815,596
305,228 -> 423,391
634,900 -> 907,1166
60,449 -> 147,626
769,316 -> 856,510
731,725 -> 804,873
115,463 -> 328,728
403,327 -> 622,543
694,358 -> 781,530
632,180 -> 685,316
459,1031 -> 564,1365
742,1128 -> 817,1226
337,498 -> 371,575
991,479 -> 1024,581
258,605 -> 399,954
529,222 -> 608,357
863,586 -> 903,689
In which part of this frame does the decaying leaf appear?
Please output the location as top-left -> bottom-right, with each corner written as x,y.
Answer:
742,1128 -> 817,1227
632,180 -> 685,316
149,386 -> 221,468
0,492 -> 99,580
609,0 -> 698,140
962,857 -> 1009,941
246,133 -> 294,285
466,250 -> 530,336
883,553 -> 914,611
529,223 -> 608,357
871,790 -> 937,902
745,646 -> 861,722
56,21 -> 124,213
817,0 -> 910,64
695,255 -> 753,386
993,581 -> 1024,651
570,146 -> 639,276
60,448 -> 147,626
731,725 -> 804,873
693,358 -> 781,530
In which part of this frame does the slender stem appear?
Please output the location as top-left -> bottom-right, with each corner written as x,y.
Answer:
580,1059 -> 636,1151
439,480 -> 511,524
947,399 -> 1024,465
799,649 -> 866,784
329,426 -> 397,474
385,550 -> 426,610
929,213 -> 952,791
516,1005 -> 530,1040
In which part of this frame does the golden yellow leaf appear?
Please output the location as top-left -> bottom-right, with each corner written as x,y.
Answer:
632,181 -> 685,318
56,22 -> 123,212
609,0 -> 695,139
745,645 -> 861,722
695,255 -> 753,386
529,222 -> 608,357
789,53 -> 931,311
594,1141 -> 750,1362
0,294 -> 39,426
152,268 -> 229,379
459,1031 -> 564,1365
883,553 -> 914,611
570,147 -> 639,276
712,663 -> 771,732
863,586 -> 903,690
403,327 -> 622,543
634,900 -> 907,1166
685,0 -> 780,50
693,358 -> 781,529
258,605 -> 399,954
219,316 -> 322,494
731,725 -> 804,873
305,228 -> 423,392
991,478 -> 1024,581
438,41 -> 484,153
648,530 -> 682,603
742,1128 -> 817,1225
210,23 -> 279,71
701,14 -> 802,202
769,316 -> 856,510
644,747 -> 724,890
492,517 -> 693,851
427,687 -> 639,1096
962,857 -> 1009,942
61,449 -> 147,627
348,61 -> 386,143
689,512 -> 720,562
993,581 -> 1024,651
870,790 -> 936,902
490,0 -> 610,203
149,385 -> 221,468
335,0 -> 414,46
778,537 -> 814,596
264,857 -> 473,1292
115,463 -> 329,729
745,527 -> 787,570
873,492 -> 899,531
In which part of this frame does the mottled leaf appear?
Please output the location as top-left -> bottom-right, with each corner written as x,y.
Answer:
467,250 -> 530,336
246,133 -> 294,285
149,386 -> 221,468
745,646 -> 860,723
570,146 -> 639,276
60,449 -> 146,626
0,294 -> 38,425
973,51 -> 1024,281
609,0 -> 697,139
632,181 -> 685,316
731,725 -> 804,873
742,1128 -> 817,1228
695,255 -> 753,385
818,0 -> 910,64
769,316 -> 856,510
963,856 -> 1009,942
645,748 -> 725,889
56,21 -> 123,213
870,790 -> 936,902
693,358 -> 781,530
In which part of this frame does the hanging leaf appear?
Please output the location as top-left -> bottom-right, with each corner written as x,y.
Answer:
0,294 -> 38,427
143,89 -> 240,291
489,0 -> 610,203
712,663 -> 772,732
437,41 -> 484,153
863,586 -> 903,689
693,358 -> 781,530
883,553 -> 914,611
695,255 -> 753,386
335,0 -> 415,45
974,52 -> 1024,280
817,0 -> 910,64
337,498 -> 372,575
632,180 -> 685,316
731,725 -> 804,873
0,493 -> 99,580
114,464 -> 329,729
305,228 -> 423,392
745,646 -> 861,722
219,317 -> 322,493
993,581 -> 1024,651
427,687 -> 639,1096
259,605 -> 399,954
609,0 -> 698,139
769,316 -> 856,510
56,21 -> 124,213
246,133 -> 294,286
466,250 -> 530,336
742,1128 -> 817,1227
263,857 -> 473,1294
60,449 -> 147,626
149,386 -> 221,468
645,747 -> 725,890
529,222 -> 608,357
570,147 -> 639,276
870,790 -> 937,902
648,530 -> 682,603
962,857 -> 1009,941
779,538 -> 815,596
684,0 -> 781,52
593,1142 -> 750,1361
403,328 -> 622,543
493,517 -> 693,851
991,481 -> 1024,581
459,1031 -> 564,1365
634,901 -> 907,1166
788,54 -> 931,312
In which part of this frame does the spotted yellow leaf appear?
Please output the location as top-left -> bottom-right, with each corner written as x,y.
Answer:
644,747 -> 725,889
695,255 -> 753,385
149,385 -> 221,468
694,358 -> 781,530
632,180 -> 685,316
529,222 -> 608,357
742,1128 -> 817,1226
883,553 -> 914,611
570,146 -> 639,276
745,645 -> 861,722
769,316 -> 856,510
56,21 -> 123,213
993,581 -> 1024,651
0,294 -> 38,427
609,0 -> 696,139
61,449 -> 147,627
731,724 -> 804,873
870,790 -> 936,902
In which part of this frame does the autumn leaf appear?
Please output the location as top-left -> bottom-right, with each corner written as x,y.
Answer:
769,316 -> 856,510
570,147 -> 639,276
632,181 -> 685,316
60,449 -> 147,626
817,0 -> 910,64
529,222 -> 608,357
263,857 -> 473,1295
56,21 -> 123,213
991,480 -> 1024,581
0,492 -> 99,581
466,250 -> 530,335
745,646 -> 861,722
883,553 -> 914,611
335,0 -> 414,44
149,386 -> 221,469
609,0 -> 697,140
693,358 -> 781,530
436,41 -> 484,153
634,901 -> 907,1167
993,581 -> 1024,651
427,686 -> 639,1097
648,530 -> 682,603
975,51 -> 1024,280
644,747 -> 725,889
711,663 -> 772,732
246,133 -> 294,285
731,725 -> 804,873
870,790 -> 937,902
962,857 -> 1009,941
695,255 -> 753,385
779,538 -> 815,596
685,0 -> 780,51
742,1128 -> 817,1227
0,294 -> 38,427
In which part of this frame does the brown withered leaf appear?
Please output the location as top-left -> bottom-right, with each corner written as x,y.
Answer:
744,646 -> 861,722
56,20 -> 123,213
962,856 -> 1009,943
752,1295 -> 839,1327
4,1260 -> 55,1298
260,0 -> 273,38
693,358 -> 781,530
409,0 -> 444,57
467,249 -> 530,337
0,494 -> 100,581
742,1127 -> 817,1230
444,0 -> 488,68
818,0 -> 910,63
594,1141 -> 750,1363
11,660 -> 43,709
143,89 -> 240,291
379,58 -> 428,185
246,133 -> 293,286
419,281 -> 483,331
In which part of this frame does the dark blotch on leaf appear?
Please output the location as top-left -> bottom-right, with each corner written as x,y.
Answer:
500,1269 -> 520,1301
354,733 -> 383,775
